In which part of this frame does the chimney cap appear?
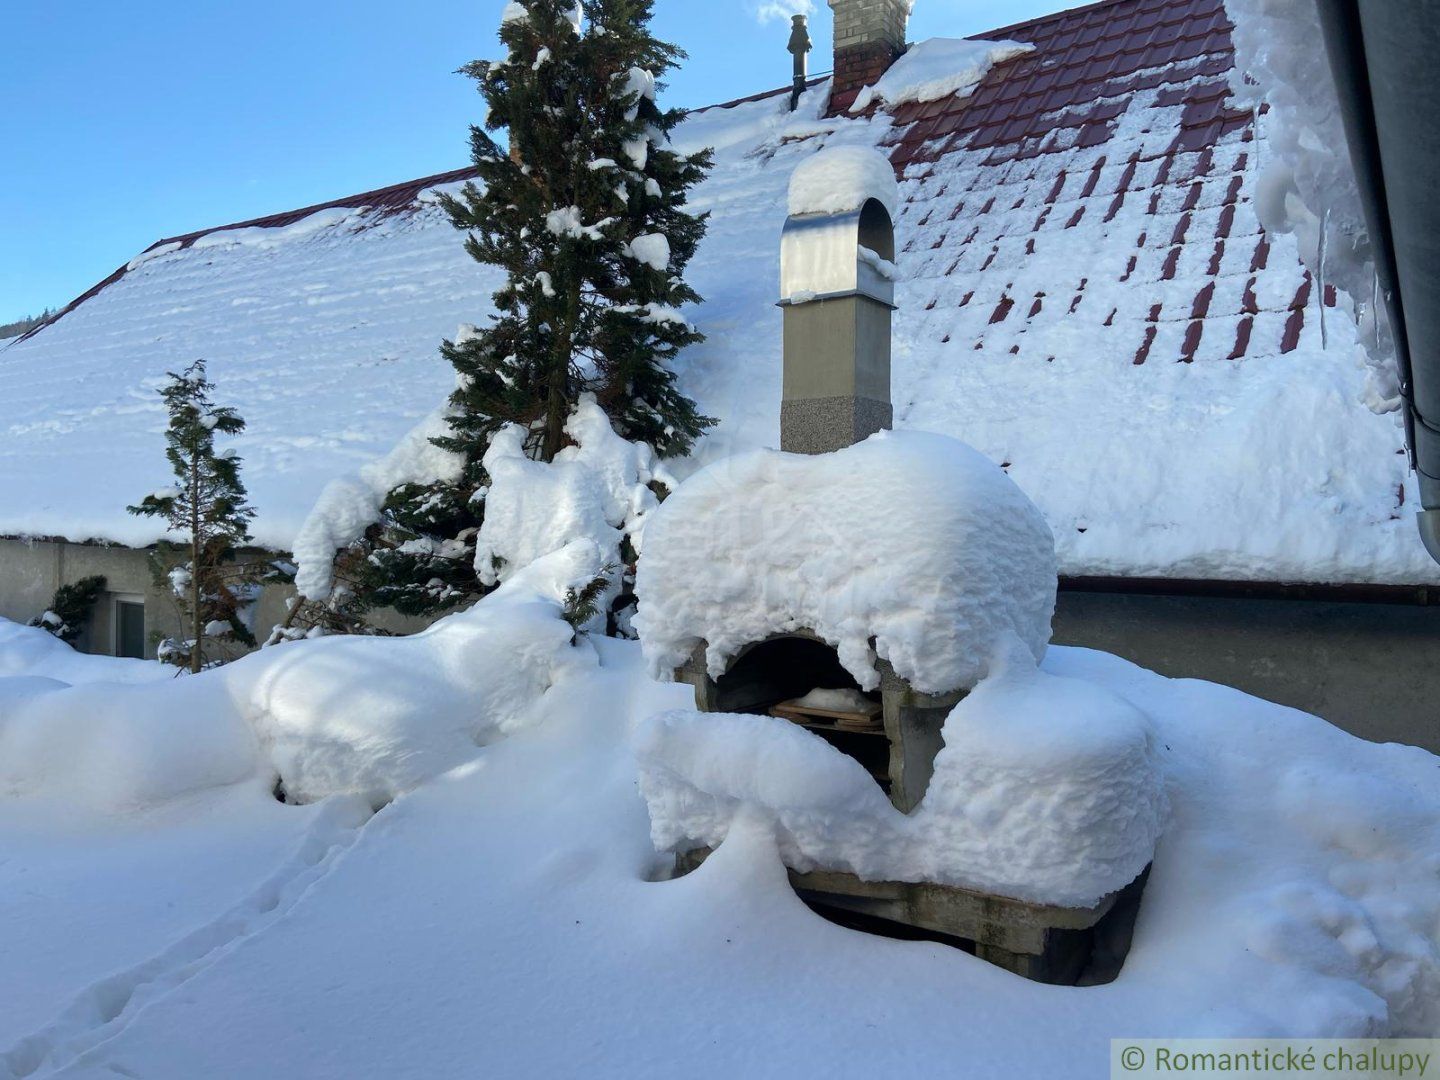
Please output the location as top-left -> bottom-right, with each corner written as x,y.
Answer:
788,14 -> 812,55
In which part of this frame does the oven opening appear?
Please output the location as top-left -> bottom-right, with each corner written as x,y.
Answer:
714,636 -> 890,795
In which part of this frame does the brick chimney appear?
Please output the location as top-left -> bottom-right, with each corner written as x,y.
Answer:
828,0 -> 910,111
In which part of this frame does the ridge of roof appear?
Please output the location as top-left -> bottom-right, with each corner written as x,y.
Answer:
20,0 -> 1221,345
14,165 -> 483,346
151,166 -> 481,251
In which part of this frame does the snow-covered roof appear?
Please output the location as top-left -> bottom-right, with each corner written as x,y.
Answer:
2,0 -> 1433,584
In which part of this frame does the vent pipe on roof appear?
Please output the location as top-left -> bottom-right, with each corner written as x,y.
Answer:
828,0 -> 911,109
1315,0 -> 1440,565
788,15 -> 812,111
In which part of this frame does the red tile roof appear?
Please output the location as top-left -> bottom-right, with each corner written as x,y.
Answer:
26,0 -> 1321,371
870,0 -> 1328,367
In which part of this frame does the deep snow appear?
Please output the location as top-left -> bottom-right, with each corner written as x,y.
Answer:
637,639 -> 1167,908
0,587 -> 1437,1078
634,430 -> 1057,695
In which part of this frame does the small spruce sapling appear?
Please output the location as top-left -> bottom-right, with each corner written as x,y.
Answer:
128,360 -> 286,671
561,563 -> 617,637
28,575 -> 107,645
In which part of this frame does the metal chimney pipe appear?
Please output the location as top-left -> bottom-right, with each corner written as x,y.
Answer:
788,15 -> 812,112
778,168 -> 897,454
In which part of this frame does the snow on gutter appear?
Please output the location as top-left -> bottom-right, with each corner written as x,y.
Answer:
1225,0 -> 1440,566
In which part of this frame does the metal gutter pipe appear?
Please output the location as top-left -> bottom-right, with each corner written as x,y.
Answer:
1315,0 -> 1440,563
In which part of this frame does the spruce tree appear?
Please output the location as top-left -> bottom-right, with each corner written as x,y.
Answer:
29,575 -> 107,645
128,360 -> 281,671
317,0 -> 714,624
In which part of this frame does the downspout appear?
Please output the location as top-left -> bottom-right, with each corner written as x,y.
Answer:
1314,0 -> 1440,563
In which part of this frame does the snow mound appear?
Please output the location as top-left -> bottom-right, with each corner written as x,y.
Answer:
0,543 -> 606,809
914,640 -> 1167,901
476,395 -> 665,587
635,644 -> 1165,908
0,618 -> 172,685
850,37 -> 1035,114
0,673 -> 261,809
634,430 -> 1057,695
292,391 -> 464,601
788,145 -> 898,218
240,543 -> 600,805
793,687 -> 873,713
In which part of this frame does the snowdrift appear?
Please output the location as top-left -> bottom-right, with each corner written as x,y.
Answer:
636,641 -> 1166,908
634,430 -> 1058,694
0,543 -> 606,808
1,589 -> 1438,1059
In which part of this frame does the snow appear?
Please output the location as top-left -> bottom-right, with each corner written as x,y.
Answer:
0,785 -> 349,1053
1222,0 -> 1395,406
242,544 -> 598,804
0,543 -> 603,811
1,614 -> 1437,1071
2,22 -> 1440,1066
1,41 -> 1434,585
622,136 -> 649,170
634,430 -> 1057,695
858,244 -> 897,280
499,1 -> 528,26
637,639 -> 1166,908
669,78 -> 1435,585
850,37 -> 1035,114
544,205 -> 614,240
125,240 -> 181,272
475,396 -> 662,588
621,66 -> 656,121
0,617 -> 171,685
190,207 -> 363,253
625,232 -> 671,271
793,686 -> 873,712
787,144 -> 898,218
292,388 -> 462,601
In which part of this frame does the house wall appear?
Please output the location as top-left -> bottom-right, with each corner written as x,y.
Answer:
1053,590 -> 1440,754
0,537 -> 293,660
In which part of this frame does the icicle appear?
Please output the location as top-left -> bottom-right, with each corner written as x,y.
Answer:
1318,207 -> 1329,349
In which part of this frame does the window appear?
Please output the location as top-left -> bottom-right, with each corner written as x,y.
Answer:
115,599 -> 146,659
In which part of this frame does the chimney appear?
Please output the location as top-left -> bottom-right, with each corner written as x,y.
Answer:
779,147 -> 899,454
827,0 -> 911,110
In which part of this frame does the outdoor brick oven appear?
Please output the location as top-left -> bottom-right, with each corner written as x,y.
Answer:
665,146 -> 956,812
633,148 -> 1161,984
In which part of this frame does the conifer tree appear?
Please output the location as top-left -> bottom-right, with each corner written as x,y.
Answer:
29,575 -> 107,645
128,360 -> 282,671
320,0 -> 714,624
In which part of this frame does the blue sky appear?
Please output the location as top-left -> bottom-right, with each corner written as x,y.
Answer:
0,1 -> 1061,325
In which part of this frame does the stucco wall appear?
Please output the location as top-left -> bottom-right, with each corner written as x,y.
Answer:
0,538 -> 294,660
1053,590 -> 1440,754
